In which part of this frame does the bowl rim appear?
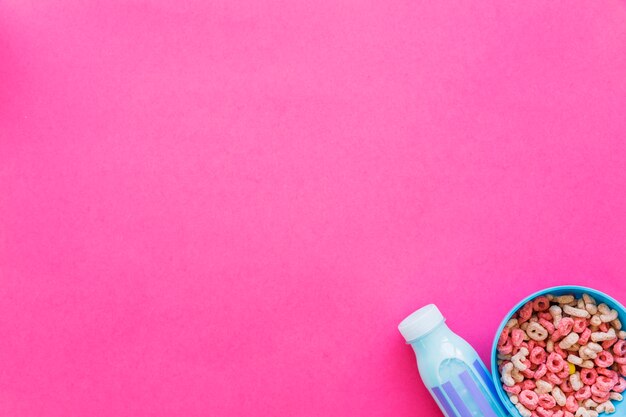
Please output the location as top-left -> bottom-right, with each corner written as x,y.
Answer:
490,285 -> 626,417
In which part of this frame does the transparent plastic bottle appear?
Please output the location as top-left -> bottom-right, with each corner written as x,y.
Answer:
398,304 -> 509,417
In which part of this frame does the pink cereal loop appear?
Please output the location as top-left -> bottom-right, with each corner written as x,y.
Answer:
522,366 -> 535,379
534,363 -> 547,379
599,322 -> 609,332
521,380 -> 536,391
597,367 -> 618,384
565,395 -> 578,413
498,327 -> 510,345
546,372 -> 563,385
519,389 -> 539,410
594,350 -> 614,368
574,385 -> 591,400
615,356 -> 626,365
560,379 -> 573,393
530,347 -> 547,365
596,375 -> 616,391
612,378 -> 626,393
535,406 -> 553,417
619,364 -> 626,376
538,312 -> 552,321
533,296 -> 550,312
553,346 -> 567,359
602,338 -> 617,350
592,393 -> 610,404
539,318 -> 555,334
497,338 -> 513,355
538,394 -> 556,409
503,384 -> 521,395
546,352 -> 564,373
580,368 -> 597,385
556,367 -> 569,379
578,328 -> 591,345
553,411 -> 564,417
614,340 -> 626,356
558,317 -> 574,333
518,302 -> 533,324
572,318 -> 587,333
512,328 -> 525,347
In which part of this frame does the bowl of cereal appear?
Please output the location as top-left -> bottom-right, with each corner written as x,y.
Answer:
491,286 -> 626,417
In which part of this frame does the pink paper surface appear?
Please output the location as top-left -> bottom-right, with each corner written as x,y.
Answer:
2,1 -> 626,416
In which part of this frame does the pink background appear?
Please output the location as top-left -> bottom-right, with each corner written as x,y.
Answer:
2,1 -> 626,416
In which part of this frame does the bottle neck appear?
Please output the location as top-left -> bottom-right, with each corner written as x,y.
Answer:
409,321 -> 454,357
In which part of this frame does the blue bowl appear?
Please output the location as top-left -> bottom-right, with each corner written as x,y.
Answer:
490,286 -> 626,417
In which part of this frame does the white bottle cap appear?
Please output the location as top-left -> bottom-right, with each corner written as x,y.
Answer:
398,304 -> 445,343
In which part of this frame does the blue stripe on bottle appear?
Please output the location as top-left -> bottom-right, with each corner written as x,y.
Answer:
442,381 -> 472,417
473,359 -> 498,399
432,386 -> 457,417
458,370 -> 498,417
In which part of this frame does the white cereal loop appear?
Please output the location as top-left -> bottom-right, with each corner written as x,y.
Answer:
535,379 -> 553,394
591,328 -> 616,342
578,347 -> 589,360
567,354 -> 583,365
610,392 -> 623,401
550,305 -> 563,326
568,343 -> 580,352
587,342 -> 603,353
526,322 -> 548,341
586,303 -> 598,315
511,367 -> 523,383
619,330 -> 626,340
590,315 -> 602,327
598,303 -> 610,315
559,332 -> 580,349
506,318 -> 518,329
612,318 -> 622,330
515,403 -> 531,417
563,304 -> 590,318
546,339 -> 554,353
511,348 -> 529,371
555,295 -> 575,304
500,362 -> 515,386
580,360 -> 595,369
583,399 -> 598,409
582,293 -> 596,305
552,386 -> 566,406
510,394 -> 519,404
596,400 -> 615,414
600,308 -> 618,323
570,372 -> 583,391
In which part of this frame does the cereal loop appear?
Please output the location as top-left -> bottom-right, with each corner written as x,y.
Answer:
572,318 -> 587,334
580,368 -> 597,385
533,296 -> 550,312
594,350 -> 614,368
512,328 -> 526,347
518,389 -> 538,410
612,378 -> 626,393
574,385 -> 591,400
530,347 -> 547,365
547,352 -> 565,373
614,340 -> 626,356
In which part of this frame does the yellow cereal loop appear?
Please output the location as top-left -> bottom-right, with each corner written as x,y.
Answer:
568,362 -> 576,375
